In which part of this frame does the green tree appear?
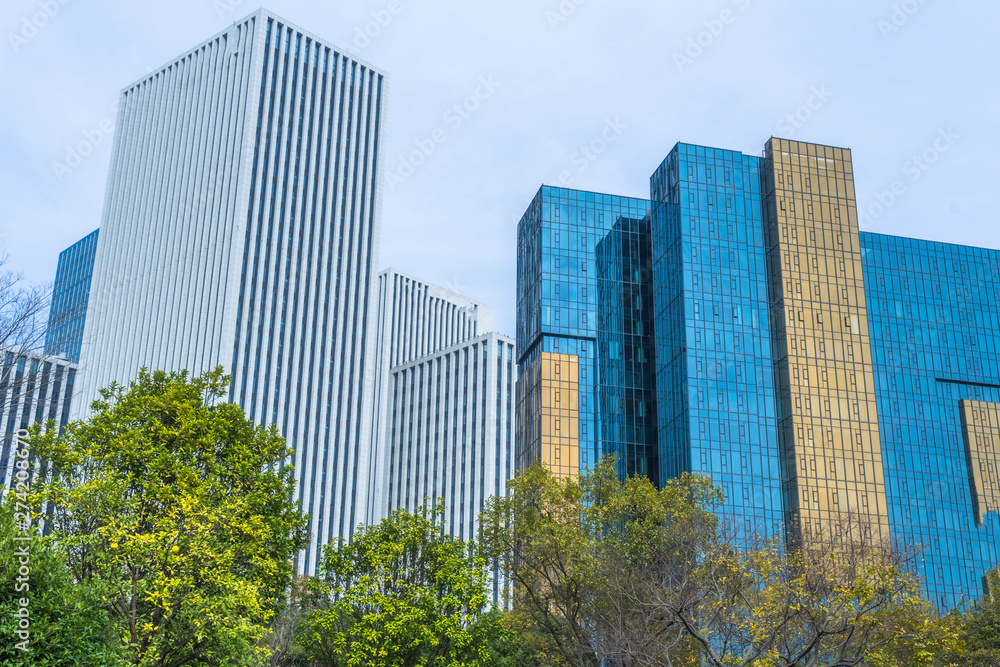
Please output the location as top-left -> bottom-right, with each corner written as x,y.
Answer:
297,504 -> 504,667
481,458 -> 955,667
957,568 -> 1000,666
30,367 -> 309,667
0,496 -> 123,666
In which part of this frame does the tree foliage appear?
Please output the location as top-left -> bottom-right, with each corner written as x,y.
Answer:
297,504 -> 504,667
0,496 -> 123,667
29,367 -> 309,667
956,568 -> 1000,666
480,458 -> 957,667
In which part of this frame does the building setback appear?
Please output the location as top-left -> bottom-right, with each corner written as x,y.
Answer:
75,10 -> 386,573
515,137 -> 1000,609
366,268 -> 494,522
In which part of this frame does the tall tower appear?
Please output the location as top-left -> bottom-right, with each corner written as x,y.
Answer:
515,187 -> 653,480
76,10 -> 387,573
45,229 -> 99,365
761,139 -> 889,544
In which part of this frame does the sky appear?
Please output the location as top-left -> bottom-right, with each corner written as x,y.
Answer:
1,0 -> 998,337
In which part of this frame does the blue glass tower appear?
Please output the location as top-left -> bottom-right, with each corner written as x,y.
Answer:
861,233 -> 1000,609
515,187 -> 651,480
44,229 -> 98,364
515,138 -> 1000,609
650,144 -> 784,540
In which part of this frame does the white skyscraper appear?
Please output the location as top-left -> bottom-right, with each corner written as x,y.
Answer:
77,9 -> 386,573
385,331 -> 516,604
1,349 -> 77,490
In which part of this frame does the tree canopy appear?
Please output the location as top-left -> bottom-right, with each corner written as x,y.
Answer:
480,458 -> 957,667
29,367 -> 309,667
297,504 -> 504,667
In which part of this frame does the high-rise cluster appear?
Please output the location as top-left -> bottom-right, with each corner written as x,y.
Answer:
2,10 -> 514,577
516,138 -> 1000,610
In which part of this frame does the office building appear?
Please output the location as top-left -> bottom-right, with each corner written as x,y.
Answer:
76,10 -> 387,573
366,269 -> 514,603
1,349 -> 76,489
384,331 -> 515,538
366,268 -> 493,522
861,232 -> 1000,609
515,190 -> 651,480
386,331 -> 515,604
650,145 -> 784,540
45,229 -> 99,364
515,137 -> 1000,609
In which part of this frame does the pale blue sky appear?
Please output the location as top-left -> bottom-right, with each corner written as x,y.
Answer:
1,0 -> 998,336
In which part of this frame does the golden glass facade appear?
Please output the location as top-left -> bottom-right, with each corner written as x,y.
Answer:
538,352 -> 580,479
961,400 -> 1000,526
763,139 -> 890,542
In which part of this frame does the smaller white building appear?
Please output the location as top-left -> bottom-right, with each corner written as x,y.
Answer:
1,348 -> 77,489
385,331 -> 515,603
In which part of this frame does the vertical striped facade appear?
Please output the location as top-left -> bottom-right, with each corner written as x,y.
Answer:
386,332 -> 515,600
1,349 -> 76,489
76,10 -> 387,573
366,268 -> 493,520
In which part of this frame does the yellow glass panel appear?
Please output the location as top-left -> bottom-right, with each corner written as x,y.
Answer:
961,400 -> 1000,526
766,138 -> 890,545
539,352 -> 580,480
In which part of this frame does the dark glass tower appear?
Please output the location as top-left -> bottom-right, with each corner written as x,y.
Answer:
45,229 -> 99,364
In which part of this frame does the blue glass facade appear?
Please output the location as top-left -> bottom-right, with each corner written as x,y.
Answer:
515,187 -> 651,478
861,233 -> 1000,609
596,216 -> 658,483
650,144 -> 783,539
44,229 -> 98,364
515,140 -> 1000,609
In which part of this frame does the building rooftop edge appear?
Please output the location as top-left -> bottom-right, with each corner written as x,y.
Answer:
118,7 -> 388,95
388,331 -> 515,373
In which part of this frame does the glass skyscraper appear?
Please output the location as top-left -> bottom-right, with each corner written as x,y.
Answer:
45,229 -> 99,364
76,10 -> 386,574
516,188 -> 651,480
650,144 -> 783,540
515,137 -> 1000,609
861,233 -> 1000,608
